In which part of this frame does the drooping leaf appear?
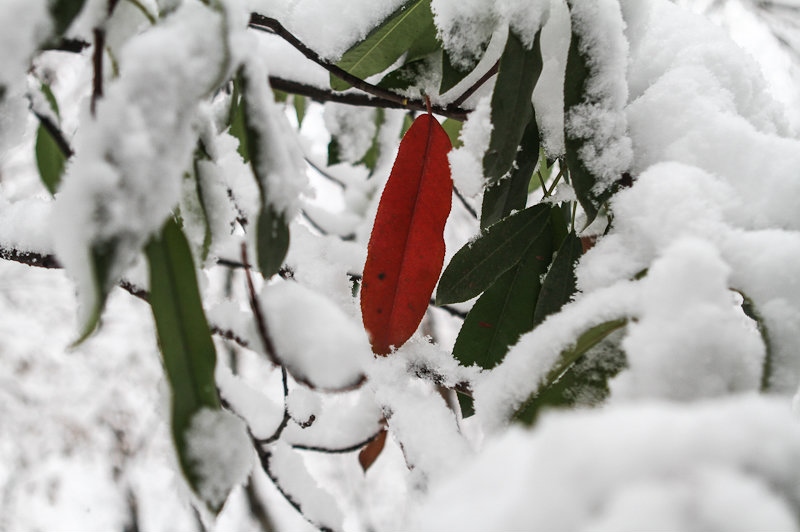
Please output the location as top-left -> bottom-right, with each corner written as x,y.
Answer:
533,231 -> 582,327
332,0 -> 435,91
294,95 -> 307,127
361,113 -> 453,355
145,217 -> 222,510
483,30 -> 543,186
228,78 -> 249,162
73,237 -> 121,345
256,205 -> 290,279
453,216 -> 553,369
357,108 -> 385,175
49,0 -> 87,37
480,114 -> 539,229
515,334 -> 627,425
735,290 -> 774,392
35,124 -> 67,195
440,50 -> 473,94
238,65 -> 297,278
358,428 -> 388,472
436,203 -> 551,305
513,319 -> 628,424
327,136 -> 342,166
441,118 -> 463,148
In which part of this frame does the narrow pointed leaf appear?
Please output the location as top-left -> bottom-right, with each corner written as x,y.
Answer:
256,205 -> 290,278
453,218 -> 553,369
513,319 -> 628,424
436,203 -> 550,305
736,290 -> 774,392
357,109 -> 385,175
146,218 -> 221,507
332,0 -> 434,91
533,231 -> 582,327
483,30 -> 543,186
35,125 -> 67,195
361,113 -> 453,355
73,238 -> 121,345
358,428 -> 388,472
480,115 -> 539,229
49,0 -> 87,37
440,51 -> 473,94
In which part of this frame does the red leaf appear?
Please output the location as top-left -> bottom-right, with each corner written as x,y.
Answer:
358,428 -> 388,473
361,113 -> 453,355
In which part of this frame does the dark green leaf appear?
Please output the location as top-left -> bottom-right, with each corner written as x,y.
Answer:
145,217 -> 221,509
73,237 -> 120,345
357,109 -> 385,174
514,333 -> 627,425
440,51 -> 473,94
457,392 -> 475,418
228,77 -> 249,162
483,30 -> 543,186
331,0 -> 434,91
378,57 -> 430,92
35,124 -> 67,195
513,318 -> 627,424
736,290 -> 774,392
437,203 -> 550,305
327,136 -> 342,166
480,115 -> 539,229
441,118 -> 463,148
453,217 -> 553,369
294,95 -> 307,126
49,0 -> 87,37
256,205 -> 290,278
533,231 -> 582,327
400,112 -> 414,137
405,17 -> 439,63
40,83 -> 60,118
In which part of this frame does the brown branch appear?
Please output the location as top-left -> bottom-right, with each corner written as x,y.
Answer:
291,429 -> 383,454
31,111 -> 74,158
250,14 -> 469,121
451,60 -> 499,107
91,28 -> 105,116
453,186 -> 478,220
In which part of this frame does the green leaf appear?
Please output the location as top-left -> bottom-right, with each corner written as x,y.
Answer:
378,56 -> 430,92
513,318 -> 628,424
73,237 -> 120,345
294,95 -> 307,126
331,0 -> 434,91
405,17 -> 439,63
441,118 -> 463,149
453,216 -> 553,369
35,124 -> 67,195
437,203 -> 551,305
327,136 -> 342,166
145,217 -> 221,509
480,114 -> 539,229
457,392 -> 475,418
228,78 -> 249,163
736,290 -> 774,392
533,231 -> 582,327
440,50 -> 473,94
357,108 -> 385,174
49,0 -> 87,37
483,30 -> 543,186
256,205 -> 290,278
40,83 -> 60,118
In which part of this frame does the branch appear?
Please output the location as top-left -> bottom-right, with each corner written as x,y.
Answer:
452,60 -> 499,107
291,429 -> 384,454
250,13 -> 469,121
91,28 -> 105,116
31,111 -> 74,158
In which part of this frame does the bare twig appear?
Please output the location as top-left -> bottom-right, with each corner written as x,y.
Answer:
249,13 -> 469,121
451,60 -> 499,107
453,186 -> 478,220
91,28 -> 105,116
291,429 -> 384,454
31,111 -> 74,158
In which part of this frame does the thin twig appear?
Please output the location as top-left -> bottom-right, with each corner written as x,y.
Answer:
453,186 -> 478,220
91,28 -> 105,116
291,429 -> 384,454
31,111 -> 74,158
241,244 -> 282,367
451,60 -> 499,107
249,13 -> 469,120
304,156 -> 346,188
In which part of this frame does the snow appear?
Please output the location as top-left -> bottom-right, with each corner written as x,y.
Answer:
417,395 -> 800,531
565,0 -> 633,185
447,95 -> 492,197
51,0 -> 229,330
184,407 -> 254,510
269,441 -> 344,530
259,280 -> 371,390
0,0 -> 51,97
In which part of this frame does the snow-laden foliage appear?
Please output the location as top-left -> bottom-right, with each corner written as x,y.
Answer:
1,0 -> 800,529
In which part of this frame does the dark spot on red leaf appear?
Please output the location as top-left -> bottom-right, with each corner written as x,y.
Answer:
378,272 -> 386,280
